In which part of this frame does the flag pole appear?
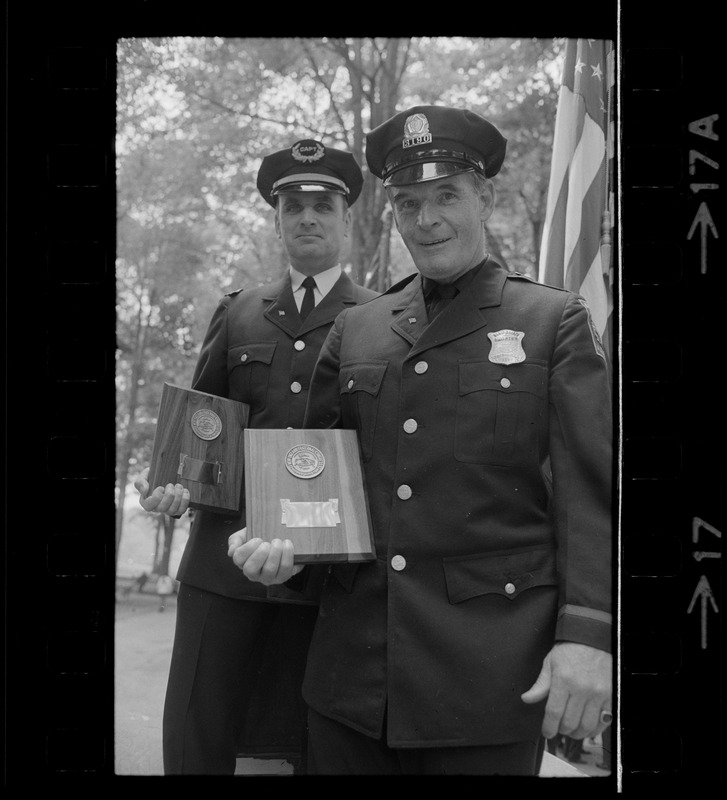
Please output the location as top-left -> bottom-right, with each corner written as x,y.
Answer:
600,42 -> 614,285
600,41 -> 615,360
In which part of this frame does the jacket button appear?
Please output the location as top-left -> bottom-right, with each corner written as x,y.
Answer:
504,582 -> 516,595
397,484 -> 412,500
240,353 -> 248,362
414,360 -> 429,374
391,555 -> 407,571
290,381 -> 302,394
403,418 -> 418,434
500,377 -> 511,388
294,340 -> 306,351
347,379 -> 354,389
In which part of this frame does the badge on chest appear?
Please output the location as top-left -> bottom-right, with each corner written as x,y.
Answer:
487,329 -> 526,364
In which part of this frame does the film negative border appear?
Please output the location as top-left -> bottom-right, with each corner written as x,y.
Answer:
619,10 -> 723,793
5,3 -> 723,787
6,32 -> 118,780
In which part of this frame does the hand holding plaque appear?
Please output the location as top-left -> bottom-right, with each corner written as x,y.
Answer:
244,428 -> 375,563
148,383 -> 250,513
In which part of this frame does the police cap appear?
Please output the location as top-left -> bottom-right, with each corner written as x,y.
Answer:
365,105 -> 507,187
257,139 -> 364,207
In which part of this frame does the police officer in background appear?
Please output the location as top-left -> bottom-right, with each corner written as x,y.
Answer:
229,106 -> 613,775
135,139 -> 377,774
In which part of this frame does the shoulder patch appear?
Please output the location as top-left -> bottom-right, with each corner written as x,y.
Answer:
576,297 -> 607,361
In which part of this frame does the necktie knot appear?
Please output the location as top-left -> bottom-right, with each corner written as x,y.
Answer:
425,280 -> 458,321
434,283 -> 458,300
302,276 -> 317,290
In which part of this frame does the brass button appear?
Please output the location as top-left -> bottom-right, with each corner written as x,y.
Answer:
505,582 -> 516,595
391,555 -> 407,571
294,340 -> 306,351
414,361 -> 429,374
240,353 -> 248,362
347,379 -> 354,389
500,377 -> 511,388
403,419 -> 418,434
397,484 -> 412,500
290,381 -> 302,394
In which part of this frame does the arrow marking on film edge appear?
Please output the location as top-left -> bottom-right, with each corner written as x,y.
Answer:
687,202 -> 719,275
687,575 -> 719,650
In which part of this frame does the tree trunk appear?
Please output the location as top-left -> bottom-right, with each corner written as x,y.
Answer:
376,207 -> 393,292
115,283 -> 157,567
349,38 -> 411,288
153,515 -> 163,568
154,515 -> 176,576
484,223 -> 509,271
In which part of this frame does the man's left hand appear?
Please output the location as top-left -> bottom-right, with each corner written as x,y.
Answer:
227,529 -> 303,585
521,642 -> 612,740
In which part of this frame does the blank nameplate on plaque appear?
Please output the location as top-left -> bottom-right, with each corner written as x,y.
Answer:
244,428 -> 375,563
148,383 -> 250,513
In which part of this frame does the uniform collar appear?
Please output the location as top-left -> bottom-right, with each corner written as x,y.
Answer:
289,264 -> 342,298
421,259 -> 486,299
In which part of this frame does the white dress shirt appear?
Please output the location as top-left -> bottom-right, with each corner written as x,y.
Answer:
289,264 -> 342,312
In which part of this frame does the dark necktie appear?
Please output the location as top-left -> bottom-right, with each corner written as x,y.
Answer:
426,282 -> 458,322
299,276 -> 317,321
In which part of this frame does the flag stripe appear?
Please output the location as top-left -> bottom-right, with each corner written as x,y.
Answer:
565,134 -> 606,288
539,38 -> 614,357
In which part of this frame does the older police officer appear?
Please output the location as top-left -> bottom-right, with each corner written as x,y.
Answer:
136,140 -> 377,774
230,107 -> 613,775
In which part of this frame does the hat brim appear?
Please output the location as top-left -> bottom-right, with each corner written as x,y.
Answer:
272,173 -> 349,197
383,162 -> 476,188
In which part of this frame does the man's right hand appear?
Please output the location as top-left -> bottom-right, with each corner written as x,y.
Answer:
134,467 -> 190,517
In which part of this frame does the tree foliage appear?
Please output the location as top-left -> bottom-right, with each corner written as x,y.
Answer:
115,36 -> 565,565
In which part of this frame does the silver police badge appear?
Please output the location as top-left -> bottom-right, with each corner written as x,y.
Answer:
291,141 -> 325,163
487,330 -> 526,364
285,443 -> 326,479
190,408 -> 223,441
402,113 -> 432,149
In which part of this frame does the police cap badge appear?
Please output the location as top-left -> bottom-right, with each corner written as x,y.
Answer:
365,105 -> 507,187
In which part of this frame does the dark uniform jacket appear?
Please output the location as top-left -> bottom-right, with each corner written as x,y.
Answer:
302,257 -> 613,748
175,270 -> 378,602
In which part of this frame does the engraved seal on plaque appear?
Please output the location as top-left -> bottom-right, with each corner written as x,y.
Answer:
285,444 -> 325,479
190,409 -> 223,441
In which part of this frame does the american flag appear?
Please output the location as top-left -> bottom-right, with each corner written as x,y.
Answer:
538,38 -> 615,361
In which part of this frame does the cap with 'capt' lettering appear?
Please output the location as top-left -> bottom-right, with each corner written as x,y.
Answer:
257,139 -> 364,207
365,105 -> 507,187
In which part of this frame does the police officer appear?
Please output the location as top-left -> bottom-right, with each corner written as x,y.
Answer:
229,106 -> 613,775
135,139 -> 377,774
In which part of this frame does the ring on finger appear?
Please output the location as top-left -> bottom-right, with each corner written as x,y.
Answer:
600,710 -> 613,725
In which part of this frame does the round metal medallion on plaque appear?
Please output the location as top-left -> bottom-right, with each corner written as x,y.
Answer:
190,409 -> 223,441
285,444 -> 325,479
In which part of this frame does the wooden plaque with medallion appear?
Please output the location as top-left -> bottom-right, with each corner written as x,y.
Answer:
147,383 -> 250,513
244,428 -> 376,563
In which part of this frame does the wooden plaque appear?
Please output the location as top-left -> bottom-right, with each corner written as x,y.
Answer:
244,428 -> 375,563
148,383 -> 250,513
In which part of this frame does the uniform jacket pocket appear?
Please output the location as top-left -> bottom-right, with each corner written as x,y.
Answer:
455,359 -> 547,466
228,341 -> 278,409
443,545 -> 557,604
339,360 -> 388,461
